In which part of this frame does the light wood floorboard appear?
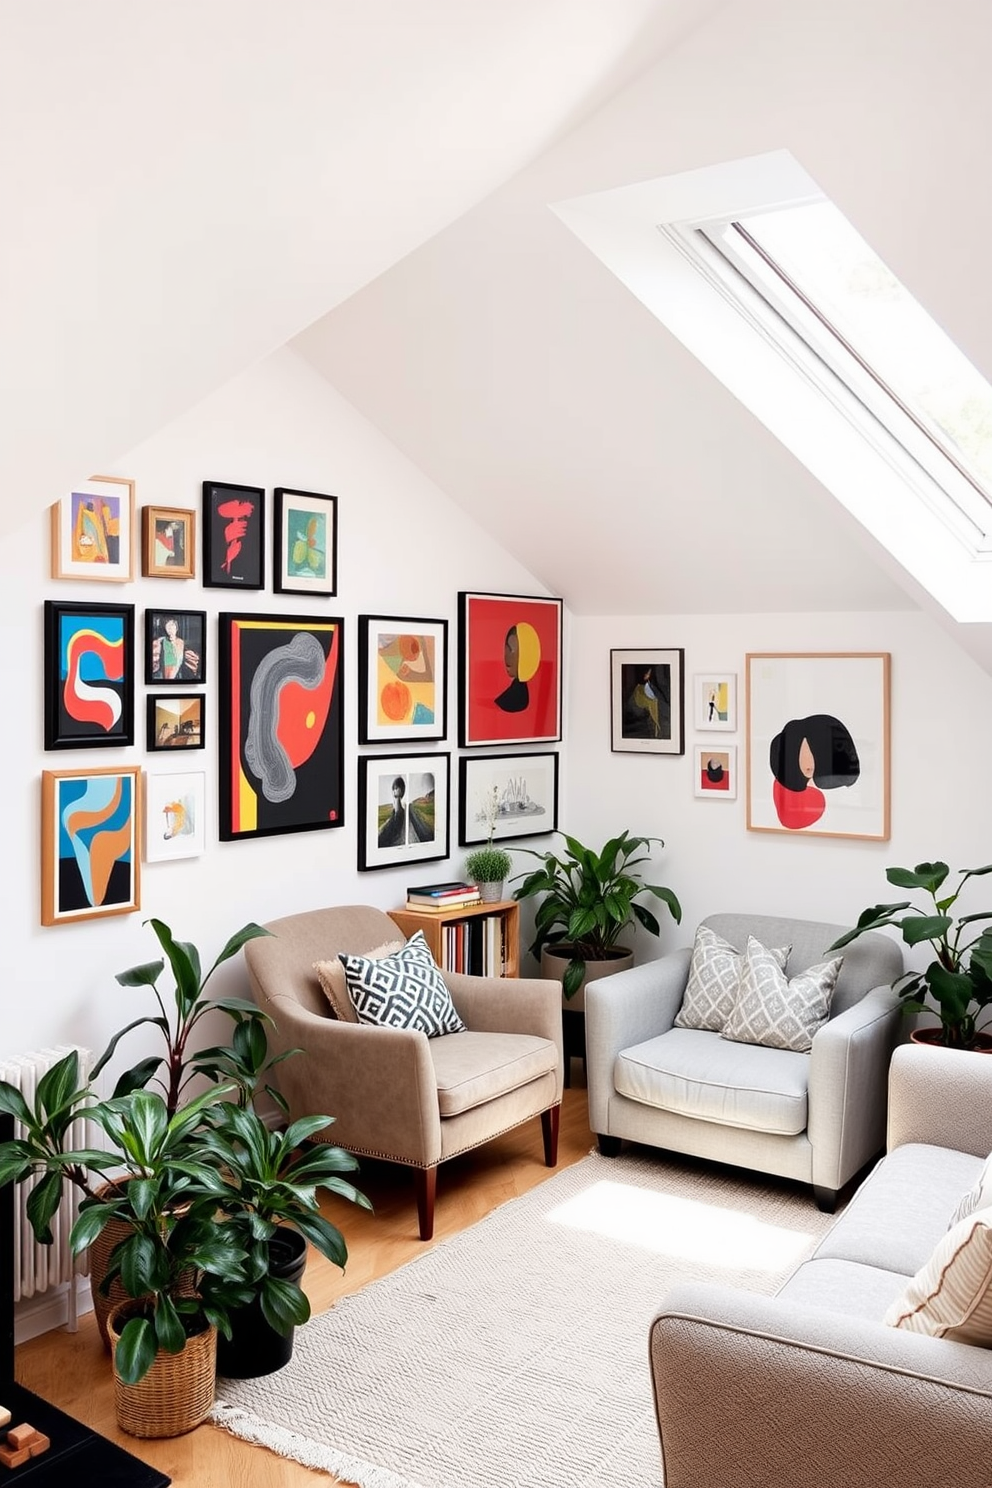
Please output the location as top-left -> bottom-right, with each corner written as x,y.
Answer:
15,1084 -> 595,1486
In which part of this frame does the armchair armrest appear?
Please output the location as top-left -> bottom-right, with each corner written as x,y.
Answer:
443,971 -> 563,1051
887,1042 -> 992,1156
584,949 -> 691,1134
807,984 -> 902,1192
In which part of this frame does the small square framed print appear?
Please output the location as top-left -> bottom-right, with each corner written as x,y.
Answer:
44,600 -> 135,749
695,744 -> 737,799
147,693 -> 205,751
610,648 -> 685,755
202,480 -> 265,589
144,769 -> 207,861
693,673 -> 737,732
273,487 -> 338,596
144,609 -> 206,685
50,476 -> 135,582
141,505 -> 196,579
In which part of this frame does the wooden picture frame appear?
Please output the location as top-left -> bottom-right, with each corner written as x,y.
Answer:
273,487 -> 338,596
44,600 -> 135,749
358,614 -> 448,744
41,765 -> 141,924
458,591 -> 562,748
144,609 -> 206,685
147,693 -> 205,752
746,652 -> 891,840
357,752 -> 450,871
141,505 -> 196,579
218,612 -> 344,840
693,672 -> 737,732
202,480 -> 265,589
144,769 -> 206,861
610,648 -> 685,755
458,752 -> 559,846
694,744 -> 737,800
50,475 -> 135,582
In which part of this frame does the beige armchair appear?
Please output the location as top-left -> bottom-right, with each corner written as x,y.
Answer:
244,905 -> 563,1239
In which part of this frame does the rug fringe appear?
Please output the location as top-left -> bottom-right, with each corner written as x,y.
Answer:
210,1402 -> 426,1488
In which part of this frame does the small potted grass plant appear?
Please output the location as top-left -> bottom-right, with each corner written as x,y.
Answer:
466,787 -> 513,902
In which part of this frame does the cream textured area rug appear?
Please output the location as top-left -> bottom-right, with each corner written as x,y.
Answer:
211,1150 -> 837,1488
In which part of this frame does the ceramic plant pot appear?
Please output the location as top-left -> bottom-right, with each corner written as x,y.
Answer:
215,1226 -> 309,1380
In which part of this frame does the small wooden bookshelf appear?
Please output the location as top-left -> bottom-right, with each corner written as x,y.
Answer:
388,899 -> 520,978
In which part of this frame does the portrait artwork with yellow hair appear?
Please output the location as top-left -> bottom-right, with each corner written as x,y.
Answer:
458,592 -> 563,748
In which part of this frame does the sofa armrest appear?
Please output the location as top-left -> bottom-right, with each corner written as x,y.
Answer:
443,971 -> 562,1046
807,984 -> 902,1192
887,1042 -> 992,1156
584,949 -> 692,1134
651,1282 -> 992,1488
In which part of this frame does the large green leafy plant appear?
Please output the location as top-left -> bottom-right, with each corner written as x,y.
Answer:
513,830 -> 682,999
829,860 -> 992,1049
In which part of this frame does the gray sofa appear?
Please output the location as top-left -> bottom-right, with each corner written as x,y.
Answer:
650,1042 -> 992,1488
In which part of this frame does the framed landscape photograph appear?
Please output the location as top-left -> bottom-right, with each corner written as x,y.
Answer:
746,652 -> 890,840
44,600 -> 135,749
694,744 -> 737,800
144,609 -> 206,684
458,752 -> 558,846
358,614 -> 448,744
273,487 -> 338,596
144,769 -> 206,862
357,752 -> 450,871
610,647 -> 685,755
693,672 -> 737,732
41,765 -> 141,925
141,505 -> 196,579
458,591 -> 562,748
50,475 -> 135,582
218,612 -> 344,840
147,693 -> 205,752
202,479 -> 265,589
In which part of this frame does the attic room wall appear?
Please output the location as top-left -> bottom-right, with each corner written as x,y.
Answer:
3,346 -> 550,1067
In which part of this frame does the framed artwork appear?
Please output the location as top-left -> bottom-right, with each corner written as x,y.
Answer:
458,591 -> 562,748
458,752 -> 559,846
44,600 -> 135,749
147,693 -> 205,752
610,648 -> 685,755
144,609 -> 206,685
202,480 -> 265,589
358,614 -> 448,744
746,652 -> 891,840
273,487 -> 338,596
144,769 -> 206,862
357,752 -> 450,871
694,672 -> 737,732
141,505 -> 196,579
218,613 -> 344,840
41,766 -> 140,925
50,475 -> 135,583
694,744 -> 737,800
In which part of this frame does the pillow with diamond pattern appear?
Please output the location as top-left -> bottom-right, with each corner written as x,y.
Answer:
675,925 -> 791,1033
313,940 -> 405,1022
339,930 -> 466,1038
721,935 -> 842,1053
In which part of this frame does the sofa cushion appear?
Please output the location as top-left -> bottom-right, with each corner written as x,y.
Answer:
613,1027 -> 810,1135
778,1257 -> 913,1322
674,925 -> 790,1034
313,940 -> 405,1021
950,1150 -> 992,1229
884,1206 -> 992,1344
721,938 -> 842,1053
430,1031 -> 558,1117
339,931 -> 466,1037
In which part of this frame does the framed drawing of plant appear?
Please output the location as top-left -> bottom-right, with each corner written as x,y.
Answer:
358,614 -> 448,744
610,648 -> 685,755
202,480 -> 265,589
458,752 -> 558,846
50,475 -> 135,582
147,693 -> 205,752
458,591 -> 562,748
273,487 -> 338,596
141,505 -> 196,579
693,672 -> 737,732
144,609 -> 206,685
144,769 -> 207,862
44,600 -> 135,749
218,613 -> 344,840
357,752 -> 450,871
41,765 -> 141,925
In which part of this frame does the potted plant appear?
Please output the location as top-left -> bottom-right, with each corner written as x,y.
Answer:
829,859 -> 992,1050
465,787 -> 513,902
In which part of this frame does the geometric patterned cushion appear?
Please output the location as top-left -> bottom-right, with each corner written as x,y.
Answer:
339,931 -> 466,1038
884,1205 -> 992,1344
949,1151 -> 992,1230
721,936 -> 842,1053
675,925 -> 790,1033
313,940 -> 406,1021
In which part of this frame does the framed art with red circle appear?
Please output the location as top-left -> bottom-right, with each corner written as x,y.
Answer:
458,591 -> 563,748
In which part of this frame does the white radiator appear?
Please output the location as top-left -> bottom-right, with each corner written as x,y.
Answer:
0,1045 -> 91,1328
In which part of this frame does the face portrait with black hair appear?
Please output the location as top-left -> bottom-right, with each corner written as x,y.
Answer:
769,714 -> 860,829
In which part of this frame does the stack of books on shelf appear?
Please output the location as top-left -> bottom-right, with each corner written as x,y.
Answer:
405,881 -> 482,912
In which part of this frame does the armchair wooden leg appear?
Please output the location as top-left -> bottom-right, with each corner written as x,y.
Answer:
415,1166 -> 437,1241
541,1104 -> 560,1167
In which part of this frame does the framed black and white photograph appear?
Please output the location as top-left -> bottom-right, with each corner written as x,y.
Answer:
357,752 -> 450,871
144,609 -> 206,685
610,648 -> 685,755
273,487 -> 338,596
358,614 -> 448,744
458,752 -> 559,846
202,479 -> 265,589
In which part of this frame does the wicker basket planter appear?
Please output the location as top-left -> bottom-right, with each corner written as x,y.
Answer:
108,1302 -> 217,1438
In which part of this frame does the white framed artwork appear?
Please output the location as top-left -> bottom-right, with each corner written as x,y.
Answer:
694,745 -> 737,800
693,673 -> 737,732
144,770 -> 207,862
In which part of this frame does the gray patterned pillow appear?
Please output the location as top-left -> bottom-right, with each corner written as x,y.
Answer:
339,931 -> 466,1038
721,936 -> 842,1052
675,925 -> 790,1033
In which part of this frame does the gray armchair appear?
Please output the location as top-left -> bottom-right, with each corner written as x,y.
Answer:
244,905 -> 563,1240
585,913 -> 904,1210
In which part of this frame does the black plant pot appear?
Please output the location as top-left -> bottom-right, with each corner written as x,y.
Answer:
216,1227 -> 308,1380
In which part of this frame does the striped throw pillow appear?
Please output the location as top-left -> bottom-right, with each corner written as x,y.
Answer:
885,1206 -> 992,1344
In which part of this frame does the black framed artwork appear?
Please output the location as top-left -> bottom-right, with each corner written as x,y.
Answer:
273,487 -> 338,597
147,693 -> 205,751
44,599 -> 135,749
202,480 -> 265,590
357,752 -> 450,871
358,614 -> 448,744
458,751 -> 559,846
144,609 -> 206,685
609,647 -> 685,756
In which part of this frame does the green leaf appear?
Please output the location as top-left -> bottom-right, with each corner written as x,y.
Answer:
114,959 -> 165,990
120,1233 -> 161,1298
114,1315 -> 157,1385
70,1202 -> 118,1253
926,963 -> 975,1023
92,1017 -> 168,1080
154,1294 -> 186,1355
124,1091 -> 168,1165
24,1170 -> 63,1245
112,1056 -> 165,1099
561,957 -> 586,1000
0,1082 -> 32,1124
36,1051 -> 82,1120
291,1210 -> 352,1262
644,885 -> 682,923
146,919 -> 201,1018
887,863 -> 948,892
900,915 -> 953,946
630,902 -> 661,938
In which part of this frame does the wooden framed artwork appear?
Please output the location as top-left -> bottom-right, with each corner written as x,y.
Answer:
41,765 -> 141,925
458,591 -> 562,748
50,475 -> 135,582
147,693 -> 205,752
44,600 -> 135,749
202,480 -> 265,589
693,672 -> 737,732
610,648 -> 685,755
273,487 -> 338,596
144,609 -> 206,685
144,769 -> 206,861
141,505 -> 196,579
694,744 -> 737,800
458,752 -> 558,846
218,612 -> 344,840
357,752 -> 450,871
358,614 -> 448,744
746,652 -> 891,840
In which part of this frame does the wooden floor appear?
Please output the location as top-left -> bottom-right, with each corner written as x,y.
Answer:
15,1083 -> 595,1486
